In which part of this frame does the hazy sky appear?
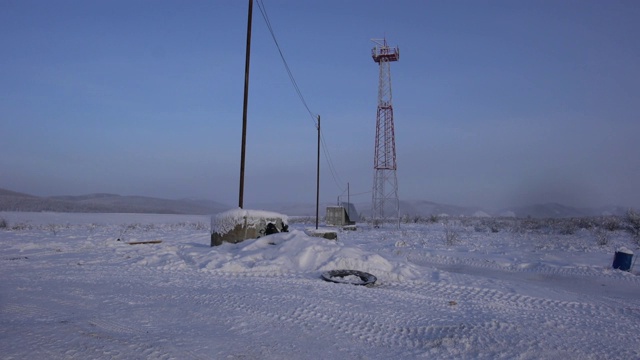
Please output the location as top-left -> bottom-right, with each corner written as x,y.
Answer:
2,0 -> 639,209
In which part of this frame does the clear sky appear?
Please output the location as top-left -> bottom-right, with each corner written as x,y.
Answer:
2,0 -> 639,210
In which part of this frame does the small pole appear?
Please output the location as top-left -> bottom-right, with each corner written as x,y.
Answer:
346,182 -> 350,218
238,0 -> 253,209
315,115 -> 321,229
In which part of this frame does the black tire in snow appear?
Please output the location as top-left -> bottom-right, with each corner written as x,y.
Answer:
320,270 -> 377,286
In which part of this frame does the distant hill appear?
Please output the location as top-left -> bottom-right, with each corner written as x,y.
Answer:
247,202 -> 338,217
502,203 -> 628,218
503,203 -> 586,218
0,188 -> 231,215
399,200 -> 484,218
397,201 -> 629,218
0,187 -> 632,218
249,200 -> 630,219
0,188 -> 38,198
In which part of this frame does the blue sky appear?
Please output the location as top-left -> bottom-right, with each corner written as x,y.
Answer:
2,0 -> 639,210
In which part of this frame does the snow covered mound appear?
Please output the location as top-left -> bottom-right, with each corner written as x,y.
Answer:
202,230 -> 422,283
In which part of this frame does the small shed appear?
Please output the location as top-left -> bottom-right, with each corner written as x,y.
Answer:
211,209 -> 288,246
326,206 -> 355,227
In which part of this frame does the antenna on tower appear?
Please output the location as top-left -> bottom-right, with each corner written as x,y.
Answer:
370,37 -> 400,228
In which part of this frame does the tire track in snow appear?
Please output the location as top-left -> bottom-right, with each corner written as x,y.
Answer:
385,279 -> 640,320
1,262 -> 207,359
0,303 -> 181,360
380,280 -> 640,358
111,271 -> 636,359
0,304 -> 65,321
4,223 -> 640,359
83,251 -> 640,359
409,252 -> 640,283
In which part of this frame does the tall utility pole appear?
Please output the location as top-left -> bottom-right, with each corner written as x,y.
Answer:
238,0 -> 253,209
371,38 -> 400,227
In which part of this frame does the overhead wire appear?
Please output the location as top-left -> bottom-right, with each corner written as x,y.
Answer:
256,0 -> 317,128
256,0 -> 347,193
320,129 -> 345,192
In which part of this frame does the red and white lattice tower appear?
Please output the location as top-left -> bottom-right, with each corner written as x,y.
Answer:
371,38 -> 400,227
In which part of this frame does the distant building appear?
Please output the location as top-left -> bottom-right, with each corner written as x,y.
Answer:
326,206 -> 356,227
339,202 -> 360,222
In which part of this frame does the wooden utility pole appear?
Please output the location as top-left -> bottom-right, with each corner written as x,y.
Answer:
315,115 -> 320,229
347,182 -> 350,218
238,0 -> 253,209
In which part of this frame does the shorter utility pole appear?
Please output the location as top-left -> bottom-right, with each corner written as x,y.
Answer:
346,182 -> 350,218
315,115 -> 320,229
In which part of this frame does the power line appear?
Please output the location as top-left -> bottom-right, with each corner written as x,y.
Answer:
256,0 -> 317,127
343,189 -> 372,197
256,0 -> 348,194
320,130 -> 345,192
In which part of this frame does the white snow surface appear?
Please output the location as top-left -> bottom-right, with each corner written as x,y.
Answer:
1,211 -> 640,359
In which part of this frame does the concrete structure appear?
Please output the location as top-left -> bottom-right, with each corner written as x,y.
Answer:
211,209 -> 288,246
304,227 -> 338,240
326,206 -> 355,227
338,202 -> 360,222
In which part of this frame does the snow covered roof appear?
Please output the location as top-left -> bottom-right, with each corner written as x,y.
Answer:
211,208 -> 288,235
617,247 -> 634,255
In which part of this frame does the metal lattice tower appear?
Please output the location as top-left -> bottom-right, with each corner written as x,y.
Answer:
371,38 -> 400,227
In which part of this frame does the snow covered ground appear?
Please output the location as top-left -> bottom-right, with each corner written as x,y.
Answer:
1,211 -> 639,359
